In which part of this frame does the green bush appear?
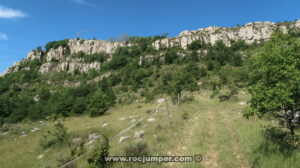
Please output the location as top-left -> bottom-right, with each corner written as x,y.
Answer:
182,112 -> 189,120
71,141 -> 87,157
188,40 -> 205,50
45,39 -> 69,51
88,135 -> 110,168
39,121 -> 69,149
124,142 -> 149,156
89,90 -> 116,117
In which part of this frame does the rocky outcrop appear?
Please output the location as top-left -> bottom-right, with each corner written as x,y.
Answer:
2,62 -> 20,75
153,21 -> 300,49
25,50 -> 44,62
46,46 -> 67,62
2,39 -> 130,76
68,39 -> 130,54
38,61 -> 101,74
2,20 -> 299,77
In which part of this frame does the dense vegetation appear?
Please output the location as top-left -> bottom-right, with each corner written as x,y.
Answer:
0,33 -> 252,125
246,31 -> 300,137
45,39 -> 69,52
1,30 -> 298,141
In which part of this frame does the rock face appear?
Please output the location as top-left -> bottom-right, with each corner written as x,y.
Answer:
68,39 -> 129,55
153,21 -> 300,49
2,20 -> 300,77
25,50 -> 43,62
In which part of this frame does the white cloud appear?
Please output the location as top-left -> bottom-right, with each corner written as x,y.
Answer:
72,0 -> 96,7
0,5 -> 27,19
0,33 -> 8,40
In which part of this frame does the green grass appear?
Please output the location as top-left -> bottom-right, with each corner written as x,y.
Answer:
1,91 -> 300,168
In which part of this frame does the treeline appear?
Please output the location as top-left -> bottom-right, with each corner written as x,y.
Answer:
0,34 -> 251,125
0,79 -> 116,124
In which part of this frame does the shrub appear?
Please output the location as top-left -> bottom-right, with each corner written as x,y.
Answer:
218,94 -> 231,102
88,135 -> 110,168
124,142 -> 149,156
45,39 -> 69,52
57,157 -> 76,168
39,121 -> 69,149
182,112 -> 189,120
210,89 -> 220,98
89,90 -> 116,117
164,49 -> 179,64
181,96 -> 195,103
83,52 -> 109,63
71,141 -> 87,157
188,40 -> 205,50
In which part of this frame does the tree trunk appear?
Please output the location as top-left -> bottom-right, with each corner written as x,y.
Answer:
165,96 -> 171,124
285,109 -> 295,136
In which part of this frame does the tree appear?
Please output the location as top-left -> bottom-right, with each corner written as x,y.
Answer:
164,48 -> 179,64
89,90 -> 116,117
40,121 -> 69,149
246,31 -> 300,136
162,63 -> 201,103
188,40 -> 204,50
88,134 -> 110,168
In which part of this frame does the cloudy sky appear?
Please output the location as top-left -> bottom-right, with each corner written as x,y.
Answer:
0,0 -> 299,73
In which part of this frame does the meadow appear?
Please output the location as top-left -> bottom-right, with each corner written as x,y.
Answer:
1,90 -> 299,168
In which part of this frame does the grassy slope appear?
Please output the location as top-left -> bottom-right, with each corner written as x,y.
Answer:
0,91 -> 299,168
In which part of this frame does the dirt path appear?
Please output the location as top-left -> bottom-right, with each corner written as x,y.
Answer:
165,95 -> 250,168
219,109 -> 250,168
202,110 -> 218,168
165,117 -> 200,167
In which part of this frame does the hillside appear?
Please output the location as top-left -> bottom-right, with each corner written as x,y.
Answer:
2,20 -> 300,76
1,20 -> 300,168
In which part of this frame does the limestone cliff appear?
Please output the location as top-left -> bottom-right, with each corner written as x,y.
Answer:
1,20 -> 300,77
153,21 -> 300,49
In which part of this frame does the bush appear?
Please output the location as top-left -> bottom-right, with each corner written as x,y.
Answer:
45,39 -> 69,51
89,90 -> 116,117
57,156 -> 76,168
40,121 -> 69,149
181,96 -> 194,103
124,142 -> 149,156
182,112 -> 189,120
71,141 -> 87,157
164,49 -> 179,64
210,89 -> 220,98
188,40 -> 205,50
88,135 -> 110,168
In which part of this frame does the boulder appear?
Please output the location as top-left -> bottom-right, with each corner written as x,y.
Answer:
157,98 -> 166,103
86,133 -> 100,145
147,118 -> 156,122
30,127 -> 41,132
133,130 -> 145,139
118,117 -> 127,121
37,154 -> 44,160
119,136 -> 130,143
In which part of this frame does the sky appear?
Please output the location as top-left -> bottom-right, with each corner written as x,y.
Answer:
0,0 -> 299,73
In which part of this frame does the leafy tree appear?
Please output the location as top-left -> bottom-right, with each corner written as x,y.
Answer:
188,40 -> 205,50
230,40 -> 248,51
88,134 -> 110,168
246,31 -> 300,136
164,48 -> 179,64
161,63 -> 201,103
89,90 -> 116,117
72,98 -> 87,115
28,103 -> 49,120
